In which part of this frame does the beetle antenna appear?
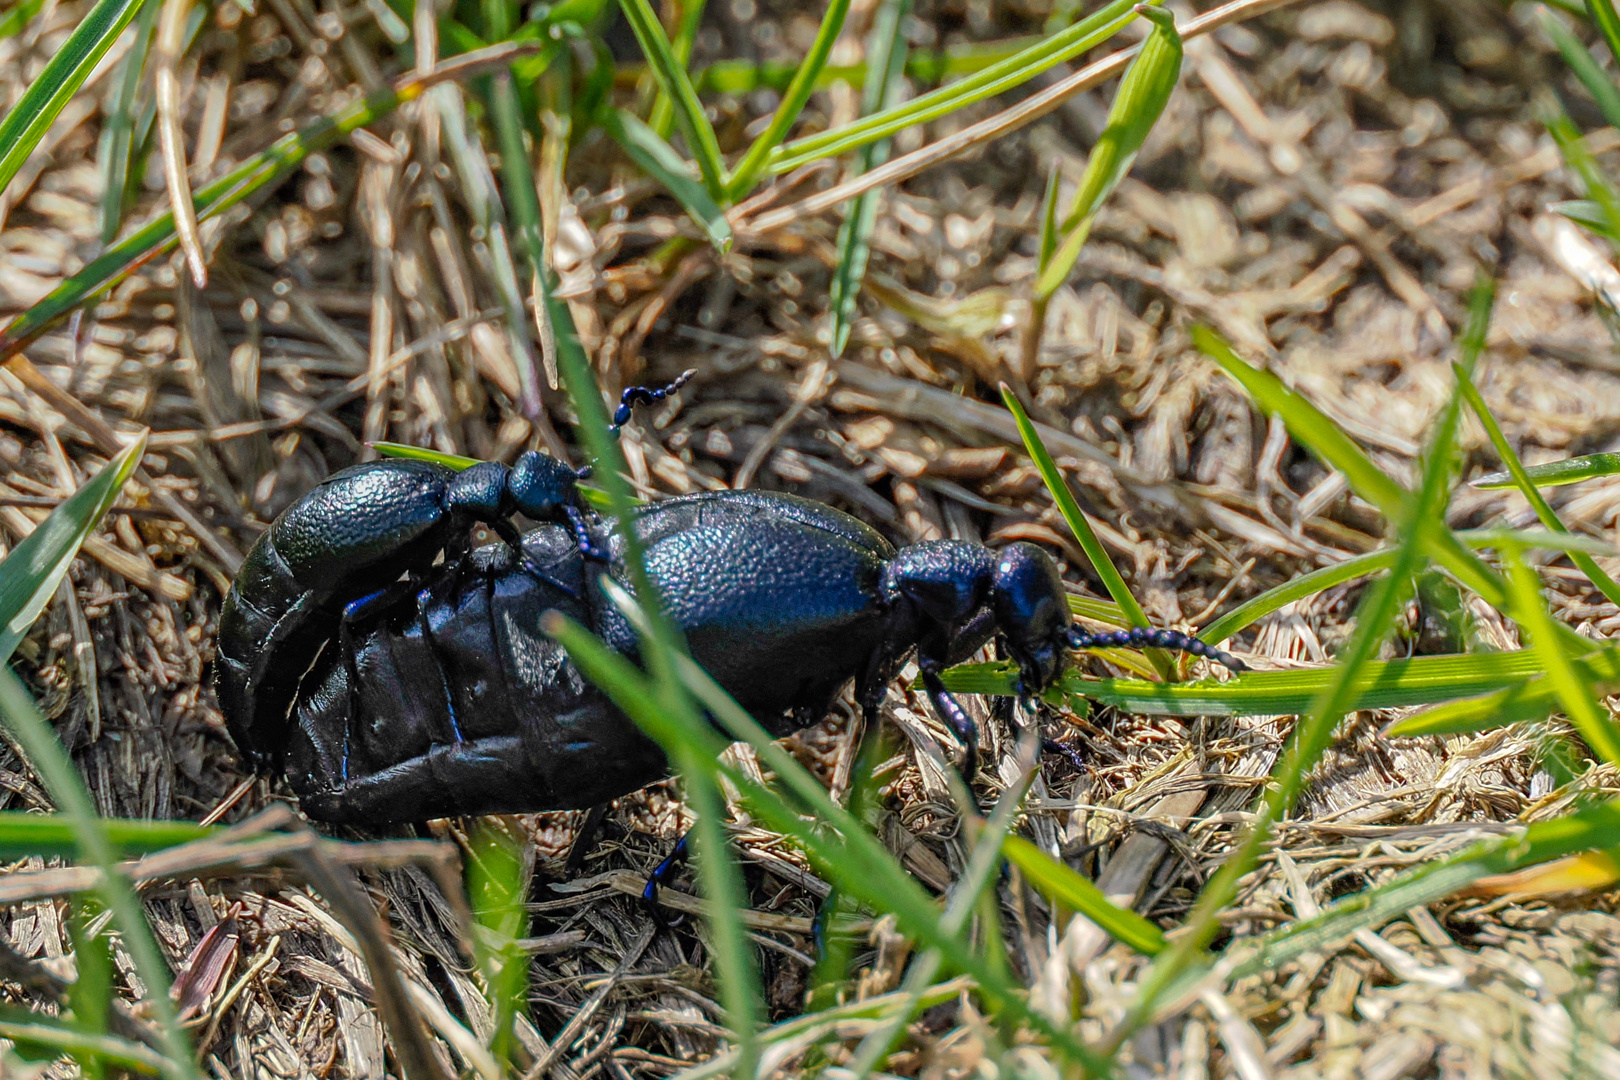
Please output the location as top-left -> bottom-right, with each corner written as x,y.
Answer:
1066,625 -> 1248,673
608,370 -> 697,438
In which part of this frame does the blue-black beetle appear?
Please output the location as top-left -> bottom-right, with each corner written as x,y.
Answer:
214,374 -> 694,771
237,485 -> 1243,824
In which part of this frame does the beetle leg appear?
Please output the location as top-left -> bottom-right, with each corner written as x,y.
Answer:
642,833 -> 689,926
564,505 -> 613,562
918,659 -> 979,781
489,517 -> 587,599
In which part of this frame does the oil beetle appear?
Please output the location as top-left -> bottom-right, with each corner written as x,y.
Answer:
238,483 -> 1244,824
214,373 -> 695,771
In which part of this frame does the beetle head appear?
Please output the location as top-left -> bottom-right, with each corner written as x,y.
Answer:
508,451 -> 582,518
991,543 -> 1073,694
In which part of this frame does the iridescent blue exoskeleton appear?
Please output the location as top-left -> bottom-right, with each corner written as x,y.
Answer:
214,372 -> 696,770
223,474 -> 1244,824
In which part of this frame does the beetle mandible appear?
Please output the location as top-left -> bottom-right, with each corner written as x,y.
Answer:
213,373 -> 695,770
258,487 -> 1244,824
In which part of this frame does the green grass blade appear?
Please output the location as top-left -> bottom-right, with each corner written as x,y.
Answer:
1034,4 -> 1180,299
1541,8 -> 1620,133
371,442 -> 483,469
688,35 -> 1040,94
1194,326 -> 1406,516
725,0 -> 854,199
827,0 -> 909,360
96,0 -> 157,246
615,0 -> 727,201
436,85 -> 545,419
0,435 -> 145,664
1198,527 -> 1612,648
1194,326 -> 1512,609
489,72 -> 546,274
1119,312 -> 1488,1045
1036,161 -> 1061,274
1143,797 -> 1620,1007
1069,594 -> 1127,625
1456,368 -> 1620,608
68,905 -> 114,1080
768,0 -> 1141,174
1199,549 -> 1396,647
1472,451 -> 1620,489
602,109 -> 733,251
0,0 -> 46,38
0,0 -> 145,198
647,0 -> 707,138
1549,198 -> 1620,244
1587,0 -> 1620,63
999,384 -> 1172,678
1388,642 -> 1620,736
542,248 -> 761,1077
1500,541 -> 1620,764
1545,100 -> 1620,254
0,670 -> 200,1080
0,813 -> 209,859
0,1015 -> 172,1077
1001,835 -> 1165,954
466,819 -> 529,1069
944,647 -> 1567,715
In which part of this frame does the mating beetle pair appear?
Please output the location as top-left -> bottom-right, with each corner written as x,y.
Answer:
215,376 -> 1243,825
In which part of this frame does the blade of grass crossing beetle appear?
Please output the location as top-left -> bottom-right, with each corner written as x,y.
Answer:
1500,541 -> 1620,764
1541,9 -> 1620,133
724,0 -> 854,200
371,442 -> 483,469
999,386 -> 1173,678
615,0 -> 727,202
1034,5 -> 1181,299
601,110 -> 732,250
828,0 -> 910,360
0,435 -> 146,664
0,670 -> 200,1079
541,271 -> 762,1078
768,0 -> 1141,174
1456,371 -> 1620,608
583,583 -> 1116,1074
1001,835 -> 1165,954
1472,451 -> 1620,489
0,0 -> 145,197
97,0 -> 159,246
